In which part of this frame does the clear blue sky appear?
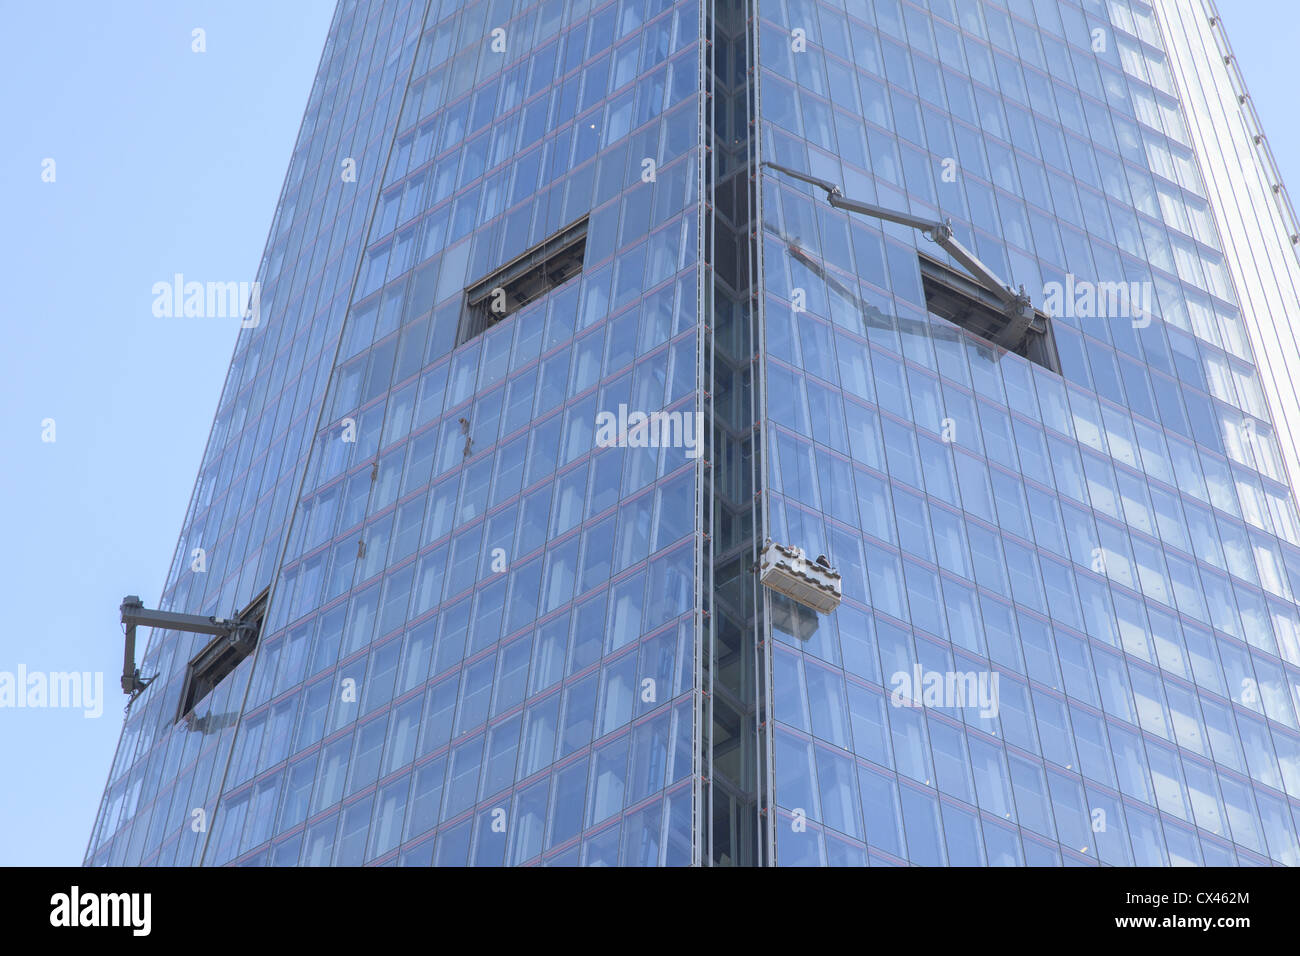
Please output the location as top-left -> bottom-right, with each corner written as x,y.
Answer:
0,1 -> 1296,867
0,0 -> 335,866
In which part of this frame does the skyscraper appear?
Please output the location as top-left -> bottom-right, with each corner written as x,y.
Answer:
86,0 -> 1300,867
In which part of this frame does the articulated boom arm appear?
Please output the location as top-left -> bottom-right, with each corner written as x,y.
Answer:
762,162 -> 1036,349
118,595 -> 258,699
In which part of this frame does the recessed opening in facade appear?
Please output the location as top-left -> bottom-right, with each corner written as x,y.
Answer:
175,587 -> 268,723
919,252 -> 1061,373
460,216 -> 588,345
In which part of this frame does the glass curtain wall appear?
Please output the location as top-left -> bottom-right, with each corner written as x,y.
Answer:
756,0 -> 1300,867
89,0 -> 708,868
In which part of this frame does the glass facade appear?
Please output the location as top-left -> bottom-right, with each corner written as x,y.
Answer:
87,0 -> 1300,867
